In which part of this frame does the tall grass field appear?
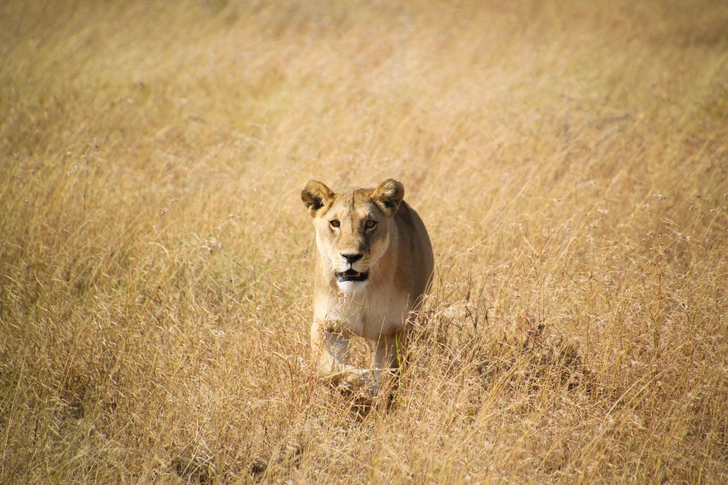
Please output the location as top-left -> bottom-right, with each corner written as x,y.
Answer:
2,0 -> 727,483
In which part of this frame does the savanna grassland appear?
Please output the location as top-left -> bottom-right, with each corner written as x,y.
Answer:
2,0 -> 728,483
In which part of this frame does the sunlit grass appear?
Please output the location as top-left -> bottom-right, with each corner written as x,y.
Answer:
1,0 -> 727,483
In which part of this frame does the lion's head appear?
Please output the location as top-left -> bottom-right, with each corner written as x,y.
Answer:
301,179 -> 404,287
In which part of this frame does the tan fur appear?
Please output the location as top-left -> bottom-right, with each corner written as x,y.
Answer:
301,178 -> 434,394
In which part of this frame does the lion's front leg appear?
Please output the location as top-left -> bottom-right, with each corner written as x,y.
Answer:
373,331 -> 403,374
311,320 -> 376,391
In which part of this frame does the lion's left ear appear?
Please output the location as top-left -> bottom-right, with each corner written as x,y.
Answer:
371,178 -> 405,216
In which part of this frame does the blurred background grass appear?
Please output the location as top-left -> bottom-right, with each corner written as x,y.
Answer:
1,0 -> 727,483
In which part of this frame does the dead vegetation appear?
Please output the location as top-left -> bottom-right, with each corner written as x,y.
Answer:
1,0 -> 727,483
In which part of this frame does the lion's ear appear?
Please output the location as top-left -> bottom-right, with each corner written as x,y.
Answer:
371,178 -> 405,216
301,180 -> 334,217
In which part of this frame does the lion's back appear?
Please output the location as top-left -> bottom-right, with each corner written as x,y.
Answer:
393,201 -> 434,307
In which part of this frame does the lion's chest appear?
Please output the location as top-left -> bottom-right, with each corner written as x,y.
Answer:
318,284 -> 408,341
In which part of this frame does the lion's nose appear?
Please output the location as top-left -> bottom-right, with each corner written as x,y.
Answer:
341,253 -> 363,264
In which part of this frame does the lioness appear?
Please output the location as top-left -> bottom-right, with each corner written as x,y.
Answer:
301,178 -> 434,394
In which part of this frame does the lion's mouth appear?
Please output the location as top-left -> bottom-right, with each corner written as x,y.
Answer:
335,269 -> 369,282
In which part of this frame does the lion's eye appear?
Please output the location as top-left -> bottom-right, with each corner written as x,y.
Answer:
330,220 -> 340,228
365,220 -> 377,229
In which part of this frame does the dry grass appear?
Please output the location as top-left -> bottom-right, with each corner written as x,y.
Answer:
2,0 -> 728,483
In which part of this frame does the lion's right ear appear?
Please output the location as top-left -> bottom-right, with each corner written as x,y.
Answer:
301,180 -> 334,217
